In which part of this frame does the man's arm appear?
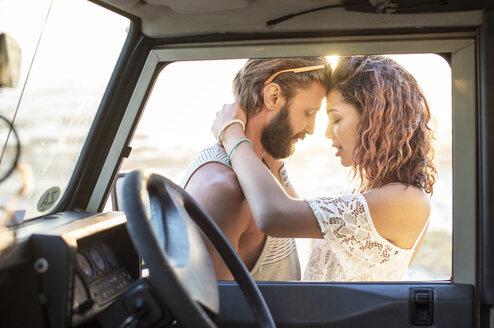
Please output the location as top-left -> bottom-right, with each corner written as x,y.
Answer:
185,162 -> 248,280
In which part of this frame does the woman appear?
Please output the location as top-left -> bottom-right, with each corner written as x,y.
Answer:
212,55 -> 436,281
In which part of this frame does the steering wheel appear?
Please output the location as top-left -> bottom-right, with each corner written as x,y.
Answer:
121,170 -> 276,328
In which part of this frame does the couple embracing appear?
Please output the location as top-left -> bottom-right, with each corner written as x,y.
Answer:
182,56 -> 435,282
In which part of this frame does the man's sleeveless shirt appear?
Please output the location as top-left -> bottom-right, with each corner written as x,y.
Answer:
181,144 -> 300,281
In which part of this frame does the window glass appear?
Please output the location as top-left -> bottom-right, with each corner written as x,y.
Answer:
122,54 -> 452,280
0,0 -> 130,222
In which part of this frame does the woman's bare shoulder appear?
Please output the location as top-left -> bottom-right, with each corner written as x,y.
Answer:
362,184 -> 430,249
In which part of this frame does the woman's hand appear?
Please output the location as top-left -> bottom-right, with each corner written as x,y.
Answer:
211,103 -> 247,143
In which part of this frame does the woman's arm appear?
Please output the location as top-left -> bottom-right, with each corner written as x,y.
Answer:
213,105 -> 322,238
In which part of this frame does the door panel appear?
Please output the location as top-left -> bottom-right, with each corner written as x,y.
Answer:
217,282 -> 473,328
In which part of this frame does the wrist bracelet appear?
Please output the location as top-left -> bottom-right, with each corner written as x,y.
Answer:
217,119 -> 246,144
227,138 -> 252,165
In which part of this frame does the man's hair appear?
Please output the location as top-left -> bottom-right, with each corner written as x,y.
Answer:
233,57 -> 329,116
330,55 -> 437,194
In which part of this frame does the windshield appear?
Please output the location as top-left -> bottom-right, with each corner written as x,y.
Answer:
0,0 -> 130,223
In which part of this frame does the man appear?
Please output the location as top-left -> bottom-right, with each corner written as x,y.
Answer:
181,57 -> 329,280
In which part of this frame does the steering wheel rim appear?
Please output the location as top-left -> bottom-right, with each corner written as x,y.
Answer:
121,170 -> 276,328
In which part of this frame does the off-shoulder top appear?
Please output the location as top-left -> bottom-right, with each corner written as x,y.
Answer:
303,193 -> 429,281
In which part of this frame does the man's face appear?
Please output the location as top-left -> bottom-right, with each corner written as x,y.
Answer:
261,81 -> 327,159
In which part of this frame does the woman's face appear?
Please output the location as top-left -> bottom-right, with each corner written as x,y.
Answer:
325,89 -> 361,167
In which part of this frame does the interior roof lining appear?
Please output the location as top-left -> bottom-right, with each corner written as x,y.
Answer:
98,0 -> 484,38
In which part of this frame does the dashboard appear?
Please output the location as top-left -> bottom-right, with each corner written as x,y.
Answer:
74,242 -> 132,310
72,232 -> 136,325
0,211 -> 141,327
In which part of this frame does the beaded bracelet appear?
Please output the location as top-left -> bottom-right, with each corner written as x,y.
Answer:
217,119 -> 246,144
227,138 -> 252,165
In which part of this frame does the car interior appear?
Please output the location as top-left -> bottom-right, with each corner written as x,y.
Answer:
0,0 -> 493,327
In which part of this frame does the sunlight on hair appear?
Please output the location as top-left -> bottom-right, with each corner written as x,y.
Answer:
314,97 -> 328,138
326,55 -> 339,69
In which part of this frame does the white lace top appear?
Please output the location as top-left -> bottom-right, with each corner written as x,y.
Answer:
303,193 -> 428,282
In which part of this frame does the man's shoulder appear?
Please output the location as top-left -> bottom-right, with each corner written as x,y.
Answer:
188,162 -> 243,199
181,143 -> 230,186
186,162 -> 249,231
195,162 -> 238,186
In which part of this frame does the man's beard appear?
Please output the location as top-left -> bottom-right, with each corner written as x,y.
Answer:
261,102 -> 304,159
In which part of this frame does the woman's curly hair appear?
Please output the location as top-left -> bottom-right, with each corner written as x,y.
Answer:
330,56 -> 436,194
